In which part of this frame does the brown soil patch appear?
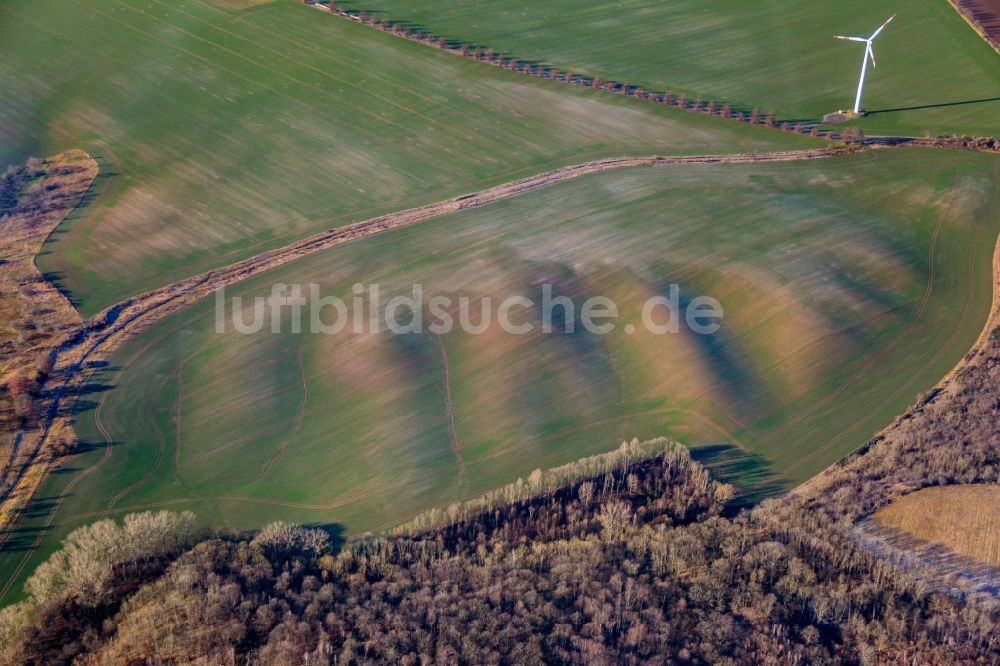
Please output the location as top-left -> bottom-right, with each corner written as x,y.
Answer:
951,0 -> 1000,53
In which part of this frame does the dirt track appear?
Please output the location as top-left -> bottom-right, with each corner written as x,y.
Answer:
0,148 -> 846,533
51,149 -> 848,382
1,140 -> 997,602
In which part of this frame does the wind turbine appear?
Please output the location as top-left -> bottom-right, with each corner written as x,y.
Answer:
835,14 -> 896,114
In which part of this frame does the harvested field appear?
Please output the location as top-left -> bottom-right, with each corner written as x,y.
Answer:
874,485 -> 1000,568
2,147 -> 996,605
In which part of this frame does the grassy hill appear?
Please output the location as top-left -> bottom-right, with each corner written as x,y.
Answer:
333,0 -> 1000,137
0,0 -> 812,315
2,147 -> 996,604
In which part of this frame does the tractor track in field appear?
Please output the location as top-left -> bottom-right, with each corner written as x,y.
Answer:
0,382 -> 118,602
755,169 -> 962,449
260,345 -> 309,478
54,404 -> 703,525
101,370 -> 175,516
784,161 -> 1000,477
0,148 -> 843,505
170,358 -> 202,497
432,334 -> 467,495
0,0 -> 996,601
0,325 -> 167,600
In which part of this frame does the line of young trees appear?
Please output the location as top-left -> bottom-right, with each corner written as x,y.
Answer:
306,1 -> 827,139
307,3 -> 1000,151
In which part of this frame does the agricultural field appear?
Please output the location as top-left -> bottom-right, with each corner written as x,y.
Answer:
0,0 -> 813,316
3,147 -> 997,604
875,484 -> 1000,567
334,0 -> 1000,137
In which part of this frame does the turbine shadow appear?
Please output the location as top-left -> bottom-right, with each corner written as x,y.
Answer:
866,96 -> 1000,115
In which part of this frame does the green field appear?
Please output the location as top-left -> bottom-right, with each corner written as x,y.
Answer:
2,0 -> 999,611
2,148 -> 996,604
0,0 -> 813,315
335,0 -> 1000,137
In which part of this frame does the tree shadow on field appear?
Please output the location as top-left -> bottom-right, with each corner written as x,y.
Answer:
337,7 -> 541,66
35,156 -> 119,309
53,361 -> 118,419
0,524 -> 54,554
37,270 -> 78,310
304,522 -> 346,552
866,96 -> 1000,115
0,496 -> 60,554
651,279 -> 771,420
18,495 -> 61,522
62,437 -> 120,459
690,443 -> 786,511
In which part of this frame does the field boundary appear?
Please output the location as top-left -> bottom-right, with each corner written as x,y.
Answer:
793,162 -> 1000,498
1,143 -> 994,601
310,1 -> 1000,141
0,148 -> 848,587
308,1 -> 826,134
948,0 -> 1000,56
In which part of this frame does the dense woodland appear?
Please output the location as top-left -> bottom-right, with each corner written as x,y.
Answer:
0,323 -> 997,664
3,319 -> 1000,666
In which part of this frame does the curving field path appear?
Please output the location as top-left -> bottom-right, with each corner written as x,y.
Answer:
0,147 -> 849,599
3,143 -> 998,603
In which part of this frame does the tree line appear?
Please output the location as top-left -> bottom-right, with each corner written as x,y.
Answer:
307,2 -> 1000,153
3,352 -> 1000,666
307,1 -> 826,139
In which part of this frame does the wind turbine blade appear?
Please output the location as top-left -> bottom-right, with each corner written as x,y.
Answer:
869,13 -> 897,40
834,35 -> 867,42
867,44 -> 876,69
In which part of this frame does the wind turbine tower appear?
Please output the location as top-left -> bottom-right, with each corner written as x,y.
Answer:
835,14 -> 896,115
